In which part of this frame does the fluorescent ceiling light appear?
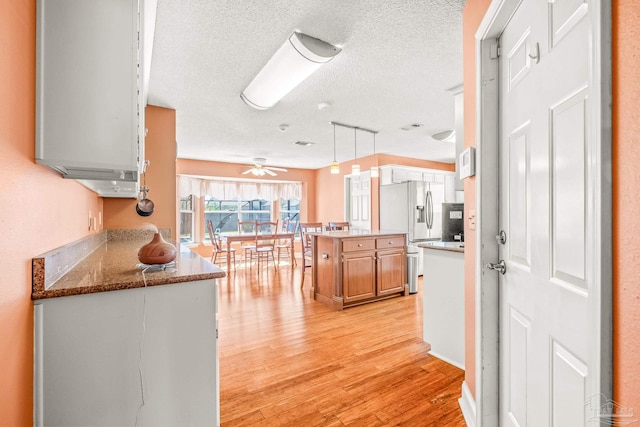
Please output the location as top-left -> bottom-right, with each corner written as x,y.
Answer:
240,32 -> 341,110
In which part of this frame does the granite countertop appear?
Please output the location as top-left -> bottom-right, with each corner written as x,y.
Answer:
33,236 -> 225,300
417,241 -> 465,253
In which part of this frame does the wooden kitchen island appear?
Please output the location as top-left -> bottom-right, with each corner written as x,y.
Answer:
310,230 -> 408,310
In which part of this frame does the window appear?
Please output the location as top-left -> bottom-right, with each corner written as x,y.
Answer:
178,176 -> 303,244
203,197 -> 272,241
180,195 -> 194,243
240,199 -> 271,223
204,198 -> 239,239
280,198 -> 300,237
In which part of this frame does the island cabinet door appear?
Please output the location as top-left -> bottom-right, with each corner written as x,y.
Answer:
376,249 -> 406,296
342,251 -> 376,303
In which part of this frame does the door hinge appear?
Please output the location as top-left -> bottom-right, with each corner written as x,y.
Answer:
490,43 -> 500,59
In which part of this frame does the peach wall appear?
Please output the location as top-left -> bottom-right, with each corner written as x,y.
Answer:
376,154 -> 455,172
315,154 -> 454,227
176,158 -> 317,222
462,0 -> 492,400
613,0 -> 640,413
315,164 -> 350,225
179,153 -> 452,229
103,106 -> 177,238
0,2 -> 103,424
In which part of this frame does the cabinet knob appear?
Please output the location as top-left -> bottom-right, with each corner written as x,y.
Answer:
388,241 -> 393,244
357,244 -> 363,247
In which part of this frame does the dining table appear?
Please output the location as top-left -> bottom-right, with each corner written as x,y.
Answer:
221,232 -> 295,268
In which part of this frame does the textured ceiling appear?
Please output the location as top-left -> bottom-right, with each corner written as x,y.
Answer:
148,0 -> 465,170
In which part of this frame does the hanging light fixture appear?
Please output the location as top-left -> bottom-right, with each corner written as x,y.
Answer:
370,132 -> 379,178
240,32 -> 342,110
330,121 -> 376,176
352,128 -> 360,175
330,123 -> 340,174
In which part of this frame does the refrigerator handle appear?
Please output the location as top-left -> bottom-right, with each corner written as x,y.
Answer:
426,190 -> 433,229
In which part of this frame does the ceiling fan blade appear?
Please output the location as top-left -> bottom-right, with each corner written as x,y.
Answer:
264,168 -> 277,176
241,169 -> 253,175
265,166 -> 288,172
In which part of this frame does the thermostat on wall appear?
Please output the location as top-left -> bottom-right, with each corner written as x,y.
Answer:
459,147 -> 476,179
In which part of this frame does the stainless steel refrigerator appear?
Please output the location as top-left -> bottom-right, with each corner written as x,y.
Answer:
379,181 -> 445,274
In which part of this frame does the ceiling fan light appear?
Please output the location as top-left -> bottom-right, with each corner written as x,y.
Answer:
330,161 -> 340,174
240,32 -> 341,110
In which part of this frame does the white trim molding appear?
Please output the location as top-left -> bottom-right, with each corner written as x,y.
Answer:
458,381 -> 476,427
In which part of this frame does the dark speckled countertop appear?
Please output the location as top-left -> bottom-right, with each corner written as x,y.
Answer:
417,240 -> 465,253
32,236 -> 225,300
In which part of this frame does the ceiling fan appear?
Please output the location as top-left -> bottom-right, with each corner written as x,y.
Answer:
241,158 -> 288,176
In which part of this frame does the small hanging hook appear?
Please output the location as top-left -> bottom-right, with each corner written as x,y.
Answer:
529,42 -> 540,64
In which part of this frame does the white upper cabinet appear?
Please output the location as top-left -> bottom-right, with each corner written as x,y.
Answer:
36,0 -> 154,197
391,168 -> 408,183
444,174 -> 456,202
379,165 -> 456,198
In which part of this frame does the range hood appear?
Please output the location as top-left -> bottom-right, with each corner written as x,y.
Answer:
44,164 -> 140,198
48,165 -> 138,182
76,178 -> 139,198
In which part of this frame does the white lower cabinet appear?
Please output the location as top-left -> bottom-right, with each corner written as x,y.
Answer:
422,248 -> 465,369
34,280 -> 219,427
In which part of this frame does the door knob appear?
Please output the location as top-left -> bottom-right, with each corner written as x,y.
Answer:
486,260 -> 506,275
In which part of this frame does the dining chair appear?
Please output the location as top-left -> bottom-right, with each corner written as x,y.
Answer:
238,220 -> 258,267
250,220 -> 279,270
276,219 -> 297,267
299,222 -> 324,287
206,220 -> 236,270
328,221 -> 350,231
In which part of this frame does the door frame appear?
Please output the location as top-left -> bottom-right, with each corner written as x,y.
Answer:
474,1 -> 612,425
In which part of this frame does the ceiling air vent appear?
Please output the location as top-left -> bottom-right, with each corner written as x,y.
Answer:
293,141 -> 314,147
401,123 -> 424,131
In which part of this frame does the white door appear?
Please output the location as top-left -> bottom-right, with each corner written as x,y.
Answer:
499,0 -> 594,425
348,172 -> 371,230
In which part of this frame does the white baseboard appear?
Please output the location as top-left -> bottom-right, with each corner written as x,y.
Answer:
458,380 -> 476,427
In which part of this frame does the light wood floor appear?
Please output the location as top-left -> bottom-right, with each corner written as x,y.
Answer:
217,261 -> 466,426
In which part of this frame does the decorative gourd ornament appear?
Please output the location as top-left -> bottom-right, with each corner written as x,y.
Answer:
138,233 -> 177,265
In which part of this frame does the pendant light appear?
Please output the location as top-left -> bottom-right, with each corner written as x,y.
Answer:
330,123 -> 340,174
370,132 -> 379,178
352,128 -> 360,175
